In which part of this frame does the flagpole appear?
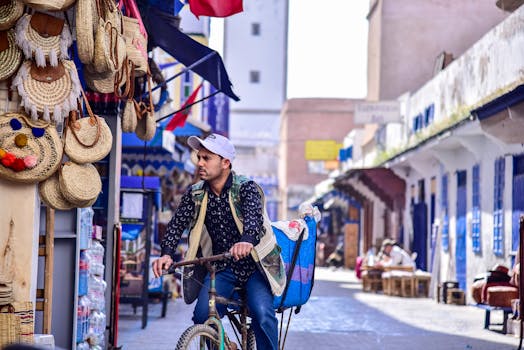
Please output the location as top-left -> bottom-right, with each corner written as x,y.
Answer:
156,90 -> 220,123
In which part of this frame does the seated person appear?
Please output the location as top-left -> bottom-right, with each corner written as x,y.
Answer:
376,239 -> 416,269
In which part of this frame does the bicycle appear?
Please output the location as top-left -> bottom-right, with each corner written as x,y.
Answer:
165,253 -> 256,350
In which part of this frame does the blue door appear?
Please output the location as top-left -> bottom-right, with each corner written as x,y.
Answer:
456,171 -> 467,290
411,202 -> 428,271
512,155 -> 524,252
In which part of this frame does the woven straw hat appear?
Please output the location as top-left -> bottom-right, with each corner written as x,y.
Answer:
15,13 -> 72,67
13,60 -> 81,123
0,0 -> 23,31
0,113 -> 63,183
0,29 -> 22,81
64,113 -> 113,164
20,0 -> 76,12
39,172 -> 75,210
40,170 -> 98,209
83,63 -> 116,94
59,161 -> 101,205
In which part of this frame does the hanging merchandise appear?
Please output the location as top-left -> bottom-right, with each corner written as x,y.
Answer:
119,0 -> 148,76
0,29 -> 21,81
93,0 -> 126,74
63,93 -> 113,164
134,72 -> 156,141
38,172 -> 76,210
83,62 -> 125,94
0,113 -> 63,183
0,0 -> 23,31
15,12 -> 72,67
75,0 -> 95,64
20,0 -> 76,12
59,161 -> 102,207
12,60 -> 82,122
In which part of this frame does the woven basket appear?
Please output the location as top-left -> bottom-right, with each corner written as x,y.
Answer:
0,80 -> 21,114
13,60 -> 82,123
59,162 -> 101,205
122,16 -> 147,77
10,302 -> 33,344
135,72 -> 155,141
20,0 -> 76,11
15,13 -> 72,67
0,0 -> 23,31
39,172 -> 75,210
64,105 -> 113,163
75,0 -> 95,64
0,305 -> 20,347
0,29 -> 22,81
121,99 -> 137,132
0,113 -> 63,184
93,17 -> 126,74
83,63 -> 115,94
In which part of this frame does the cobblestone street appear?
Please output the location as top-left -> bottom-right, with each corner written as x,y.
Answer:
118,268 -> 519,349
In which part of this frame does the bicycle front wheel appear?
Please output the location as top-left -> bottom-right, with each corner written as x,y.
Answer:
176,324 -> 220,350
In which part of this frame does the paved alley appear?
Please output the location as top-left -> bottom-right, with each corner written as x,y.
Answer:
117,268 -> 519,350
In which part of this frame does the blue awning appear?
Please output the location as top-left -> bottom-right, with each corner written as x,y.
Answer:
471,84 -> 524,120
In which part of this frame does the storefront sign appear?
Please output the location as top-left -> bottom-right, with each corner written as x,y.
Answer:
354,100 -> 401,124
305,140 -> 342,160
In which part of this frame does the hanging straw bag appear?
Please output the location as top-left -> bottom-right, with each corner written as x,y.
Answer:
63,92 -> 113,164
76,0 -> 96,64
93,0 -> 126,74
59,161 -> 102,206
134,72 -> 155,141
20,0 -> 76,11
15,12 -> 72,67
12,59 -> 82,122
0,304 -> 20,347
117,58 -> 138,132
39,172 -> 75,210
119,0 -> 147,77
0,0 -> 24,31
0,29 -> 22,81
0,113 -> 63,183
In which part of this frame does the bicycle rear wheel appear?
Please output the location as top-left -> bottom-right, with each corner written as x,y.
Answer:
176,324 -> 220,350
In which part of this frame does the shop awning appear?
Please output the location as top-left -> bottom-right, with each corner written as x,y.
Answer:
335,168 -> 405,210
471,84 -> 524,143
144,7 -> 240,102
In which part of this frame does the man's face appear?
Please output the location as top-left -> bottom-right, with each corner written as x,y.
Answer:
384,245 -> 393,255
196,148 -> 229,181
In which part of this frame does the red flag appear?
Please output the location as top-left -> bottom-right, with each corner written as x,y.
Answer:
165,83 -> 203,131
189,0 -> 243,18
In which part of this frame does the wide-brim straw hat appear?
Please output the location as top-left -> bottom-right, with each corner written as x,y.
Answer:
0,113 -> 63,184
59,161 -> 101,205
39,171 -> 98,209
84,63 -> 125,94
0,29 -> 22,81
13,59 -> 81,122
0,0 -> 23,31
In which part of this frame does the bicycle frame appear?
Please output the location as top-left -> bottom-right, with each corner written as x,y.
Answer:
167,253 -> 252,350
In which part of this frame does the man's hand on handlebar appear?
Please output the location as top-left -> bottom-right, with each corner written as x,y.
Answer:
229,242 -> 253,261
152,255 -> 173,278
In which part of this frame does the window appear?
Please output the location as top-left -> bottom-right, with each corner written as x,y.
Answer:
441,174 -> 449,251
471,164 -> 481,253
493,157 -> 505,255
250,70 -> 260,83
180,71 -> 193,104
251,23 -> 260,36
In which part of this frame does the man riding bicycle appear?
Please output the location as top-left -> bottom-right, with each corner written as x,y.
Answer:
152,133 -> 286,350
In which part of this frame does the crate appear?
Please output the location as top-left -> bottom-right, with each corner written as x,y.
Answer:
446,288 -> 465,305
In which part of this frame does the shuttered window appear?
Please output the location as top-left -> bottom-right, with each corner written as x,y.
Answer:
472,164 -> 481,253
493,157 -> 505,256
441,173 -> 449,252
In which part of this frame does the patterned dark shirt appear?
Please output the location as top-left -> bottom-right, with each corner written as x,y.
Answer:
161,173 -> 263,284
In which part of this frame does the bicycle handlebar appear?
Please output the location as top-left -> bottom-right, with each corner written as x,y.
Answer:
164,252 -> 232,274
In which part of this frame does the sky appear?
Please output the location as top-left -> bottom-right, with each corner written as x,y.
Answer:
210,1 -> 369,99
286,0 -> 368,99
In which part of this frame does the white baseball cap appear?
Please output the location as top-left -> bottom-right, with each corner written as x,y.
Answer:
188,133 -> 236,162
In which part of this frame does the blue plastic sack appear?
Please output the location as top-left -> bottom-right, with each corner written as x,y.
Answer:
273,215 -> 317,310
